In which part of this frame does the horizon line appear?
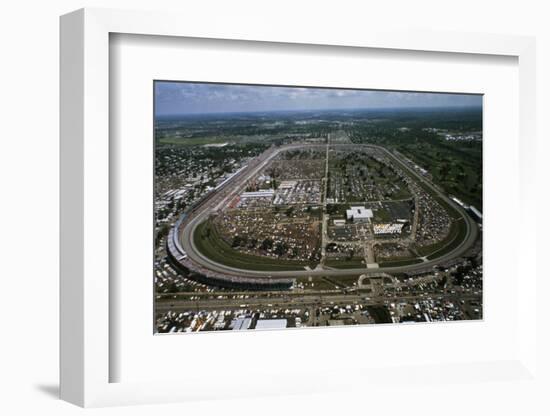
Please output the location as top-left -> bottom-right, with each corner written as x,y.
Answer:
155,104 -> 483,118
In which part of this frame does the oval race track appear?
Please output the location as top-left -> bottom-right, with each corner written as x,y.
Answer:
171,143 -> 479,281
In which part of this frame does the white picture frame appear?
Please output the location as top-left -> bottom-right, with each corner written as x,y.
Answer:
60,7 -> 538,408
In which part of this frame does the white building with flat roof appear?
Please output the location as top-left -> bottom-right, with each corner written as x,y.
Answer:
255,319 -> 287,330
346,206 -> 373,222
240,189 -> 275,199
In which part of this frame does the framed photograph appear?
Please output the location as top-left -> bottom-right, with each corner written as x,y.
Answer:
153,81 -> 483,333
60,8 -> 538,408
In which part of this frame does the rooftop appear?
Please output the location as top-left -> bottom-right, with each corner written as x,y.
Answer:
255,319 -> 288,330
346,206 -> 373,220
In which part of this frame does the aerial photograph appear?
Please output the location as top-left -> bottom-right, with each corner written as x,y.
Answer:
154,81 -> 483,333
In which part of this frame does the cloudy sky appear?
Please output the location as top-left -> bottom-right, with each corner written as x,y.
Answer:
155,81 -> 482,116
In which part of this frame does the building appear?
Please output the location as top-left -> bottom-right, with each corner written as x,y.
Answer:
451,196 -> 467,208
333,219 -> 346,227
346,206 -> 373,222
255,319 -> 288,330
278,180 -> 297,190
231,317 -> 252,330
373,223 -> 404,235
240,189 -> 275,199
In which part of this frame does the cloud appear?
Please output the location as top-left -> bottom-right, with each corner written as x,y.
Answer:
155,81 -> 482,115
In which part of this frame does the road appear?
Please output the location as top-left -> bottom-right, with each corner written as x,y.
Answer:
156,292 -> 481,313
174,142 -> 479,280
320,134 -> 330,264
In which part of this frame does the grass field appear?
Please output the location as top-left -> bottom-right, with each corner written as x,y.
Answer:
194,219 -> 316,271
372,208 -> 392,222
328,274 -> 362,287
378,258 -> 424,268
365,305 -> 392,323
158,134 -> 273,147
324,257 -> 365,269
